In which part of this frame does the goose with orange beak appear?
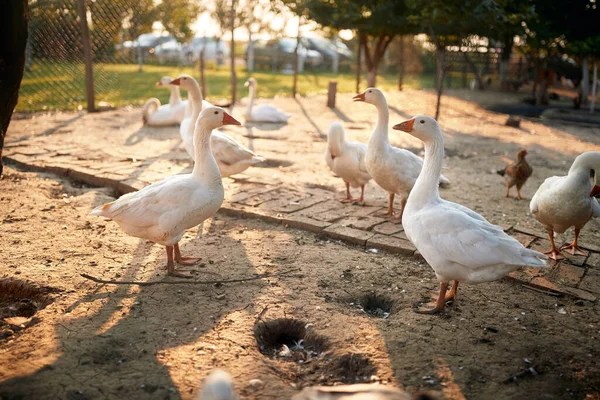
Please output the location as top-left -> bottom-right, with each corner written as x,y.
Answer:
530,151 -> 600,259
352,88 -> 449,221
393,116 -> 547,314
92,107 -> 241,278
142,76 -> 189,126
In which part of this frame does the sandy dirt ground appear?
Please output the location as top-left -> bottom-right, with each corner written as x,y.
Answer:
1,88 -> 600,399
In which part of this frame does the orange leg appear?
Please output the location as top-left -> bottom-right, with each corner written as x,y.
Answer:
174,243 -> 200,265
357,184 -> 366,204
166,245 -> 193,278
379,192 -> 395,216
445,280 -> 459,302
415,282 -> 449,314
560,228 -> 589,256
544,229 -> 565,260
338,181 -> 359,203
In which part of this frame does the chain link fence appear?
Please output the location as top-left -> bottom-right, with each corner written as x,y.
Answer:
20,0 -> 189,112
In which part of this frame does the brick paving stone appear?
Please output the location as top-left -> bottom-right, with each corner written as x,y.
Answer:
337,216 -> 387,231
513,225 -> 546,239
579,268 -> 600,295
499,224 -> 513,232
322,224 -> 375,246
579,240 -> 600,253
393,231 -> 409,241
312,207 -> 356,223
586,252 -> 600,269
373,222 -> 404,235
561,287 -> 597,302
293,199 -> 340,218
353,206 -> 384,217
228,185 -> 277,203
265,195 -> 327,213
366,234 -> 416,256
512,232 -> 537,248
529,277 -> 561,293
508,270 -> 534,284
238,189 -> 286,207
280,214 -> 332,233
529,239 -> 587,267
547,263 -> 585,287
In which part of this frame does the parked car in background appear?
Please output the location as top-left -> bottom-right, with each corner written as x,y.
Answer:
118,33 -> 175,61
246,38 -> 323,71
183,37 -> 230,63
154,38 -> 183,63
304,36 -> 353,69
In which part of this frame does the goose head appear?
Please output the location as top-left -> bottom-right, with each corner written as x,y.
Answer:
197,106 -> 241,131
244,77 -> 257,88
352,88 -> 385,106
327,122 -> 346,158
393,115 -> 441,143
155,76 -> 174,87
570,151 -> 600,197
169,74 -> 199,91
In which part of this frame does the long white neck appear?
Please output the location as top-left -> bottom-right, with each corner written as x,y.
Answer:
169,85 -> 182,106
368,98 -> 390,149
409,135 -> 444,206
191,120 -> 221,182
188,82 -> 204,135
246,84 -> 255,116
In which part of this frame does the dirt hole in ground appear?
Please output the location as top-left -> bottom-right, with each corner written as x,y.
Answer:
255,158 -> 294,168
254,318 -> 331,362
323,353 -> 377,384
0,278 -> 59,340
354,293 -> 394,319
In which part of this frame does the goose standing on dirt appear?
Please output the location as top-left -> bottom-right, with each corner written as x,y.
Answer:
393,116 -> 547,314
92,107 -> 241,278
353,88 -> 450,220
172,75 -> 265,177
142,76 -> 190,126
244,77 -> 290,123
325,122 -> 371,203
530,151 -> 600,260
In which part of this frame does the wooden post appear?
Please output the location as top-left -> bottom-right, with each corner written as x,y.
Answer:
591,60 -> 597,114
230,0 -> 237,105
77,0 -> 95,112
292,15 -> 301,98
397,35 -> 404,91
355,38 -> 361,93
199,47 -> 206,99
327,81 -> 337,108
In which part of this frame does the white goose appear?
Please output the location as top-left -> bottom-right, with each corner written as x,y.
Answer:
142,76 -> 190,126
530,151 -> 600,260
393,116 -> 547,314
92,107 -> 241,278
354,88 -> 450,219
325,122 -> 371,203
173,75 -> 265,177
244,77 -> 290,123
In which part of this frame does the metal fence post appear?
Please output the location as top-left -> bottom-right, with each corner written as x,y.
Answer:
76,0 -> 95,112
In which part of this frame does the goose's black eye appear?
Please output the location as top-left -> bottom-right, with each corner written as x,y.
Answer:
420,120 -> 425,124
214,111 -> 218,115
591,169 -> 596,179
368,90 -> 372,93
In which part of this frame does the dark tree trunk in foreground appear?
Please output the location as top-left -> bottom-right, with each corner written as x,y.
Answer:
355,39 -> 361,93
292,16 -> 301,98
361,32 -> 394,88
500,33 -> 513,91
435,46 -> 446,120
0,0 -> 28,177
397,36 -> 404,91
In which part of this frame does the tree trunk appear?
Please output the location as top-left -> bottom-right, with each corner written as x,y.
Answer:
199,46 -> 206,99
292,16 -> 301,97
500,34 -> 513,91
435,45 -> 445,120
590,60 -> 597,113
0,0 -> 28,177
463,51 -> 485,90
355,36 -> 362,93
397,36 -> 404,91
230,0 -> 237,105
582,57 -> 589,105
362,32 -> 394,89
247,30 -> 254,72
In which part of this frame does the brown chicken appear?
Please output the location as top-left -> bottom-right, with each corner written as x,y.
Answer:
497,149 -> 533,200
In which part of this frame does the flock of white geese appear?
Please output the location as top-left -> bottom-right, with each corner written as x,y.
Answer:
93,75 -> 600,316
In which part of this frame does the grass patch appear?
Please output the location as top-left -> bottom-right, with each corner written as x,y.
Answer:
17,61 -> 435,112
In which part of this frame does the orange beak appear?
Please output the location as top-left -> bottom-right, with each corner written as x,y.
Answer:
352,92 -> 366,102
591,185 -> 600,197
222,112 -> 241,126
393,118 -> 415,133
170,78 -> 181,86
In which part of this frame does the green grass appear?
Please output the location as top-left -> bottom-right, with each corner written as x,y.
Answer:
17,61 -> 435,112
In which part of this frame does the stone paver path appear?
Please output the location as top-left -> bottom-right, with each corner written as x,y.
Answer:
4,94 -> 600,303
